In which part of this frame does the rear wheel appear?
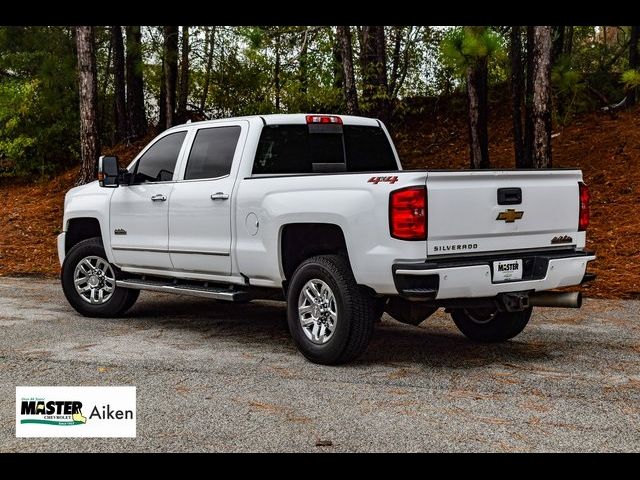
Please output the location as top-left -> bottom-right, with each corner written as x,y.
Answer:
287,255 -> 376,365
61,237 -> 139,318
450,306 -> 532,342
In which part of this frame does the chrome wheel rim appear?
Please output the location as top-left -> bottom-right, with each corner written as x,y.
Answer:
73,255 -> 116,304
298,279 -> 338,344
464,307 -> 498,325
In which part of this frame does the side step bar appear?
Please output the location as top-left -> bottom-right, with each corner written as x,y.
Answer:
116,279 -> 250,302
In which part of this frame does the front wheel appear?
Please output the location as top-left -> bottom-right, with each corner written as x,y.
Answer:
61,237 -> 139,318
287,255 -> 376,365
450,306 -> 532,342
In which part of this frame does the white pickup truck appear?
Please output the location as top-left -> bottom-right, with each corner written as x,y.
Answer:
58,114 -> 595,364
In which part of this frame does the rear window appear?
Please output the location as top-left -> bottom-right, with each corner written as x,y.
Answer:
252,124 -> 397,175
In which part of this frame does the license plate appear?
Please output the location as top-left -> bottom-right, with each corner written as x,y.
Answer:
493,259 -> 523,282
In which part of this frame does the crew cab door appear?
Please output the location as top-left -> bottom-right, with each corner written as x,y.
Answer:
168,123 -> 246,275
110,130 -> 188,269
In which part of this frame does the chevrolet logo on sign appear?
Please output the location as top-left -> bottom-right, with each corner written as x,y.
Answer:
496,209 -> 524,223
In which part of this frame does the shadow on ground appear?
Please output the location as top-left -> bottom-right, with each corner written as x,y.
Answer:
121,294 -> 557,368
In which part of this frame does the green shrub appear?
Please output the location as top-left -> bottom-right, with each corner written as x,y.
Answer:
622,69 -> 640,90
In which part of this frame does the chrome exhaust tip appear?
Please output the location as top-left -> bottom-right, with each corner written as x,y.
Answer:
529,291 -> 582,309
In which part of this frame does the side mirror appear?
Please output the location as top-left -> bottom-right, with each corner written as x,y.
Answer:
98,155 -> 119,188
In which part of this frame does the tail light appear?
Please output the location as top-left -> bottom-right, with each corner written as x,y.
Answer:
306,115 -> 342,124
389,187 -> 427,240
578,182 -> 590,231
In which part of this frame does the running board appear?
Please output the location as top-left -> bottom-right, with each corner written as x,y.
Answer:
116,278 -> 250,302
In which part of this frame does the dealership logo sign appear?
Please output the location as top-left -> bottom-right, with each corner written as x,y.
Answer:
16,386 -> 136,437
20,399 -> 87,426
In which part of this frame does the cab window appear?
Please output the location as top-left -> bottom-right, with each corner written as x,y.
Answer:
184,126 -> 241,180
132,131 -> 187,184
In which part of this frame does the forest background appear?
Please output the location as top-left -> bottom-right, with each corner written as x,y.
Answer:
0,25 -> 638,298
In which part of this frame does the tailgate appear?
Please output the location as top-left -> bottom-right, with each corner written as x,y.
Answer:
426,170 -> 584,256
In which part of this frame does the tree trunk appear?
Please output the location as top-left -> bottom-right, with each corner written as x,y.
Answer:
299,27 -> 309,95
466,55 -> 490,169
274,31 -> 281,112
532,26 -> 553,168
360,26 -> 378,113
200,26 -> 215,112
360,26 -> 388,121
125,26 -> 147,139
629,26 -> 639,105
177,26 -> 190,121
392,26 -> 415,99
159,57 -> 166,129
523,26 -> 535,167
99,33 -> 112,141
112,26 -> 127,143
375,26 -> 387,89
565,26 -> 573,57
332,35 -> 344,91
554,25 -> 570,119
375,25 -> 389,124
163,26 -> 179,128
75,26 -> 100,186
630,26 -> 639,67
552,26 -> 565,64
389,26 -> 403,95
336,26 -> 359,115
510,26 -> 526,168
356,26 -> 364,57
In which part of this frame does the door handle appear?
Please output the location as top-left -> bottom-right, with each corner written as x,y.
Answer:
497,187 -> 522,205
151,194 -> 167,202
210,192 -> 230,201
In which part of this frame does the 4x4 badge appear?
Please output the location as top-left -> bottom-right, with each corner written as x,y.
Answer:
114,228 -> 127,235
368,176 -> 398,185
496,209 -> 524,223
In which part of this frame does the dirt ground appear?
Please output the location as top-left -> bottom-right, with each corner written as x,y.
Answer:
1,107 -> 639,298
0,134 -> 154,281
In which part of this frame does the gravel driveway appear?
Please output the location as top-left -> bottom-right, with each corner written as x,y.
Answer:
0,277 -> 638,452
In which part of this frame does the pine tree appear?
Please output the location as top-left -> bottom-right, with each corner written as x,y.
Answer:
125,26 -> 147,139
163,26 -> 179,128
441,27 -> 500,169
111,26 -> 126,143
177,26 -> 190,121
75,26 -> 100,185
532,26 -> 553,168
510,26 -> 526,168
336,26 -> 359,115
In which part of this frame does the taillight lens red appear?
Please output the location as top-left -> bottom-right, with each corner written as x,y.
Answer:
578,182 -> 590,231
389,187 -> 427,240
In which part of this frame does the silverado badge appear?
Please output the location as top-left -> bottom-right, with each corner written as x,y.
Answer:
496,209 -> 524,223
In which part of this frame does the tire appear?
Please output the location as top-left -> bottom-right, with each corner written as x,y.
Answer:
61,237 -> 139,318
450,306 -> 532,343
287,255 -> 376,365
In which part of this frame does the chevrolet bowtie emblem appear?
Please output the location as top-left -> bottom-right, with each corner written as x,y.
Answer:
496,209 -> 524,223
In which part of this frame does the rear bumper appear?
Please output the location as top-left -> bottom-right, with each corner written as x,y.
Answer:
57,232 -> 66,266
392,250 -> 596,300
